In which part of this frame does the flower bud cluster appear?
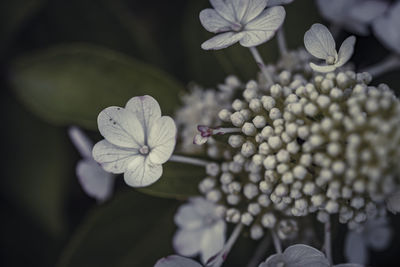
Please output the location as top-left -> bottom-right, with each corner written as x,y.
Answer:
198,69 -> 400,236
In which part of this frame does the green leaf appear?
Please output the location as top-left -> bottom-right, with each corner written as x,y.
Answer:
0,93 -> 71,236
138,161 -> 204,200
57,190 -> 178,267
9,44 -> 184,129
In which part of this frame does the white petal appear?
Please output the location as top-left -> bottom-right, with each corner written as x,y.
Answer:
147,116 -> 177,165
200,9 -> 232,33
304,23 -> 337,60
200,221 -> 226,263
174,203 -> 204,229
125,95 -> 162,136
240,30 -> 275,47
366,224 -> 392,251
373,3 -> 400,55
336,36 -> 356,67
123,156 -> 162,187
232,0 -> 250,22
201,32 -> 245,50
92,140 -> 139,173
241,0 -> 268,24
76,159 -> 114,202
268,0 -> 294,6
264,253 -> 286,267
193,134 -> 208,145
309,62 -> 337,73
245,6 -> 285,32
68,126 -> 93,158
173,228 -> 203,257
284,244 -> 330,267
386,190 -> 400,214
344,231 -> 367,265
210,0 -> 236,22
97,107 -> 144,148
155,255 -> 202,267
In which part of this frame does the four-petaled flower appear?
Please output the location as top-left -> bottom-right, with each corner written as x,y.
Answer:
92,95 -> 177,187
69,126 -> 114,202
200,0 -> 286,50
173,197 -> 226,264
304,23 -> 356,73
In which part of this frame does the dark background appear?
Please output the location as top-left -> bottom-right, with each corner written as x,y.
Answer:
0,0 -> 399,266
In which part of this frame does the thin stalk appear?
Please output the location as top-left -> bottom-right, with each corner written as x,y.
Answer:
169,155 -> 210,167
360,55 -> 400,78
271,230 -> 282,254
246,235 -> 272,267
324,219 -> 333,265
207,223 -> 244,267
215,127 -> 242,134
277,27 -> 288,57
249,46 -> 273,85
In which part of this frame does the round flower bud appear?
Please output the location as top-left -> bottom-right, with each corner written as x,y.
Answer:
261,212 -> 277,228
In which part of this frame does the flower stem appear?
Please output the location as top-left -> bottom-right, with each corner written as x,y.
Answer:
246,235 -> 271,267
277,27 -> 288,57
169,155 -> 210,167
271,230 -> 282,254
215,127 -> 242,134
207,223 -> 244,267
360,55 -> 400,78
249,46 -> 273,85
324,219 -> 333,265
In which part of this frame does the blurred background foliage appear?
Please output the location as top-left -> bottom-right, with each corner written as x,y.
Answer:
1,0 -> 399,266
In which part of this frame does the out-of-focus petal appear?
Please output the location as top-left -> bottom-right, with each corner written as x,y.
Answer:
125,95 -> 162,134
123,156 -> 162,187
97,107 -> 144,148
304,23 -> 337,60
210,0 -> 236,22
68,126 -> 93,158
154,255 -> 202,267
316,0 -> 352,24
201,32 -> 245,50
76,159 -> 114,202
148,116 -> 177,165
386,190 -> 400,214
336,36 -> 356,67
334,264 -> 364,267
309,62 -> 337,73
366,223 -> 392,250
200,220 -> 226,263
349,0 -> 389,24
92,140 -> 138,173
173,228 -> 203,257
344,231 -> 367,265
199,9 -> 232,33
373,2 -> 400,55
174,203 -> 204,229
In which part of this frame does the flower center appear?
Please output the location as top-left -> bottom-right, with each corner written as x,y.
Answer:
231,22 -> 243,32
326,55 -> 336,65
139,145 -> 150,155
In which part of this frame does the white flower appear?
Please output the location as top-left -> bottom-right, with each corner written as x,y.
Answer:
344,217 -> 392,265
260,244 -> 330,267
372,1 -> 400,55
316,0 -> 389,36
68,126 -> 114,202
269,0 -> 294,6
173,197 -> 226,264
154,255 -> 202,267
304,23 -> 356,73
92,95 -> 177,187
200,0 -> 286,50
387,190 -> 400,214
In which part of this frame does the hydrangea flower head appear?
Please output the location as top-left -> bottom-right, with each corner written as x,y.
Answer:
69,126 -> 114,202
200,0 -> 286,50
173,197 -> 226,263
92,95 -> 177,187
304,23 -> 356,73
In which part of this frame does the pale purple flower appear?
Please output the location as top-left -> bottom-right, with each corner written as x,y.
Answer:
200,0 -> 286,50
68,126 -> 114,202
316,0 -> 389,36
173,197 -> 226,264
304,23 -> 355,73
154,255 -> 202,267
372,1 -> 400,54
344,217 -> 392,265
92,95 -> 177,187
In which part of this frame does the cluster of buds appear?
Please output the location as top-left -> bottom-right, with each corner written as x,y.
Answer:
197,68 -> 400,237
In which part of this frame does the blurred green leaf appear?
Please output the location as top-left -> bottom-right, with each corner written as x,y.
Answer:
9,44 -> 184,129
138,161 -> 204,200
0,93 -> 71,236
57,190 -> 178,267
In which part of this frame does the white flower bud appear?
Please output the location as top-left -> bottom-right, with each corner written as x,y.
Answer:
206,189 -> 221,202
259,142 -> 271,155
228,135 -> 245,148
250,224 -> 264,240
325,200 -> 339,214
242,122 -> 257,136
317,210 -> 330,223
244,183 -> 259,199
351,197 -> 365,209
282,172 -> 294,184
287,140 -> 300,154
262,96 -> 276,111
249,99 -> 262,112
227,194 -> 241,205
261,126 -> 274,139
268,136 -> 282,150
258,194 -> 271,207
269,108 -> 282,120
253,115 -> 267,128
230,112 -> 245,127
275,184 -> 289,197
241,212 -> 254,226
293,165 -> 307,180
228,181 -> 241,194
240,109 -> 251,120
199,177 -> 216,193
248,203 -> 261,215
263,155 -> 277,170
218,109 -> 232,121
311,194 -> 325,208
206,163 -> 220,176
226,208 -> 241,223
232,99 -> 246,111
261,212 -> 277,228
241,141 -> 256,157
276,149 -> 290,163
